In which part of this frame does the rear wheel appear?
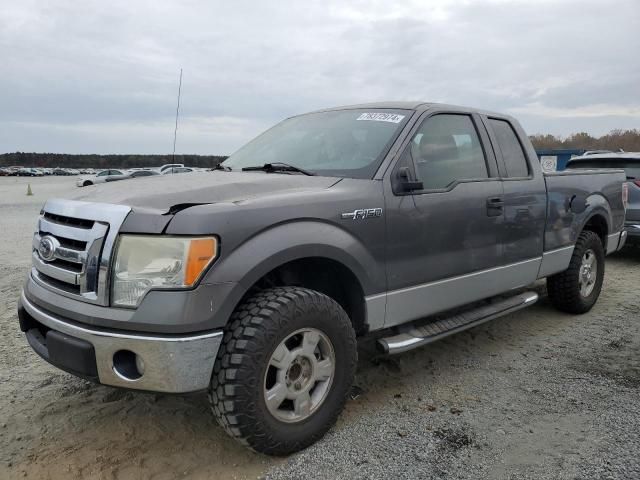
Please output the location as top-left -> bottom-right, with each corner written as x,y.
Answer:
209,287 -> 357,455
547,230 -> 605,314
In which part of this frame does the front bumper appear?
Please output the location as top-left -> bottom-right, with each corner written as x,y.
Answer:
18,291 -> 222,393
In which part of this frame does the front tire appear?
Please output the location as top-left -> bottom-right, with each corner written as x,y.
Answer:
209,287 -> 357,455
547,230 -> 605,314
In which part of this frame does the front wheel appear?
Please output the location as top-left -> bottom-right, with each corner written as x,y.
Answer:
209,287 -> 357,455
547,230 -> 605,314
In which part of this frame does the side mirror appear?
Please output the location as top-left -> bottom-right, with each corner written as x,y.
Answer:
397,166 -> 423,192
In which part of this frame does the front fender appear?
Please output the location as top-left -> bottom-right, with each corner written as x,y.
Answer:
196,220 -> 385,331
204,220 -> 381,293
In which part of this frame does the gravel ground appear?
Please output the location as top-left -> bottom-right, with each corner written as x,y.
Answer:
1,176 -> 639,479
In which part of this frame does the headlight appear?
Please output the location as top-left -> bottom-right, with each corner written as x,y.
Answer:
111,235 -> 218,307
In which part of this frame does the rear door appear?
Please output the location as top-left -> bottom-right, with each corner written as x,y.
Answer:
481,116 -> 547,265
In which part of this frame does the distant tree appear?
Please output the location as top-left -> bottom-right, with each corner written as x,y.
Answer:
529,129 -> 640,152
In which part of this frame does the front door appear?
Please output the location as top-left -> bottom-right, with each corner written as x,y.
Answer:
383,110 -> 506,328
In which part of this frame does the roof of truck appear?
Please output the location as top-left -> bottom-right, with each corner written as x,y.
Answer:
308,101 -> 510,119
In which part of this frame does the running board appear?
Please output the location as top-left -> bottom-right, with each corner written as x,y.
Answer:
377,291 -> 538,355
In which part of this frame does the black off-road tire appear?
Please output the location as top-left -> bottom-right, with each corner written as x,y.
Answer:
208,286 -> 357,455
547,230 -> 605,314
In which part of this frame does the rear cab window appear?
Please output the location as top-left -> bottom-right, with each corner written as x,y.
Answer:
488,118 -> 530,178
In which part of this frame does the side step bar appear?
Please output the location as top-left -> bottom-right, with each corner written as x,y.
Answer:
377,291 -> 538,355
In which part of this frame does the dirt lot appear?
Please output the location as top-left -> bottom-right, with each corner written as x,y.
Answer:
1,176 -> 639,479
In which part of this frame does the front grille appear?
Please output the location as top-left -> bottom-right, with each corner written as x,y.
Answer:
38,231 -> 87,251
48,258 -> 83,273
37,272 -> 82,294
31,199 -> 131,305
43,211 -> 94,229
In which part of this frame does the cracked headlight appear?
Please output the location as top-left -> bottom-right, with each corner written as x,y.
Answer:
111,235 -> 218,307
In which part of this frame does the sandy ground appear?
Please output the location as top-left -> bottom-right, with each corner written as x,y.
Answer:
1,176 -> 639,479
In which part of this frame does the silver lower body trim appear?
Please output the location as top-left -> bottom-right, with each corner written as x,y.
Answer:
20,291 -> 222,393
367,257 -> 542,330
537,245 -> 574,278
607,231 -> 627,254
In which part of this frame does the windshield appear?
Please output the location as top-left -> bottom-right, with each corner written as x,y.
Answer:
223,109 -> 412,179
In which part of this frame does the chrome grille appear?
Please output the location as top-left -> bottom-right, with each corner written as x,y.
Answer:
31,199 -> 131,305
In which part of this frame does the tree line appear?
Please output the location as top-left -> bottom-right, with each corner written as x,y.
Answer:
2,129 -> 639,168
529,129 -> 640,152
0,153 -> 227,169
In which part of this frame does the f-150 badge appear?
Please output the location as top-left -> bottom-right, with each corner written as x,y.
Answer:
341,208 -> 383,220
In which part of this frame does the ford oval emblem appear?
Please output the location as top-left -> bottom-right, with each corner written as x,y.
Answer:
38,235 -> 59,262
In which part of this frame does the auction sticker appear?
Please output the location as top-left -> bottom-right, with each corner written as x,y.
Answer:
356,112 -> 405,123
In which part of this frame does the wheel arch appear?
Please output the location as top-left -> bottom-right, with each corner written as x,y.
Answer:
581,212 -> 609,248
203,221 -> 382,335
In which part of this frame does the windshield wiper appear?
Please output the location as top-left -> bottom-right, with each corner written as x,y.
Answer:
241,162 -> 315,176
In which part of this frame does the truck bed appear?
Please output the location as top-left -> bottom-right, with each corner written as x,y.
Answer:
544,168 -> 626,252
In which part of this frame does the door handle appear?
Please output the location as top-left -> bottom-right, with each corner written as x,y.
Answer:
486,196 -> 504,216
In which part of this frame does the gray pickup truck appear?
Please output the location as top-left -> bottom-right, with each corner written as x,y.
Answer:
18,102 -> 627,454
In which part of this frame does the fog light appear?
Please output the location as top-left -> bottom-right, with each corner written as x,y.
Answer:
112,350 -> 144,380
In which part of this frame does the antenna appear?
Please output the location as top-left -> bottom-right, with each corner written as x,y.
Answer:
172,68 -> 183,162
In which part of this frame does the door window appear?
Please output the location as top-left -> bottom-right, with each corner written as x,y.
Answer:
409,114 -> 488,190
488,119 -> 529,177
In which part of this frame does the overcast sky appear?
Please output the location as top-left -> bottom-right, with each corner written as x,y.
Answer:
1,0 -> 638,155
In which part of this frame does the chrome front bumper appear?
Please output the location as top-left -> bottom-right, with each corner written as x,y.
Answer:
19,291 -> 222,393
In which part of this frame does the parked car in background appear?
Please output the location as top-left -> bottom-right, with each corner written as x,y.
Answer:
105,169 -> 161,182
17,168 -> 44,177
582,150 -> 615,156
162,166 -> 194,175
77,169 -> 127,187
567,152 -> 640,244
3,166 -> 23,176
158,163 -> 185,173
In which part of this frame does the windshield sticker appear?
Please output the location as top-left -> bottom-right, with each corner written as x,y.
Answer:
356,112 -> 405,124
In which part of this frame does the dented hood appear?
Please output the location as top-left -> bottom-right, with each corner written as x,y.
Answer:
70,171 -> 340,213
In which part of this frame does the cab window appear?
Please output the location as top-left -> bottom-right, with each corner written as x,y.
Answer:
408,114 -> 488,190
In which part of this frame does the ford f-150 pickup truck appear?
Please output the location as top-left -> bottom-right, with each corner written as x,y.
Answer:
18,102 -> 627,454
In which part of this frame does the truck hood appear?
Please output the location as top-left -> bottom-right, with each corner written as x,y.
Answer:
70,171 -> 341,213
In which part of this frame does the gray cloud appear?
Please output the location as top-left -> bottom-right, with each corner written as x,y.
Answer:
1,0 -> 638,154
